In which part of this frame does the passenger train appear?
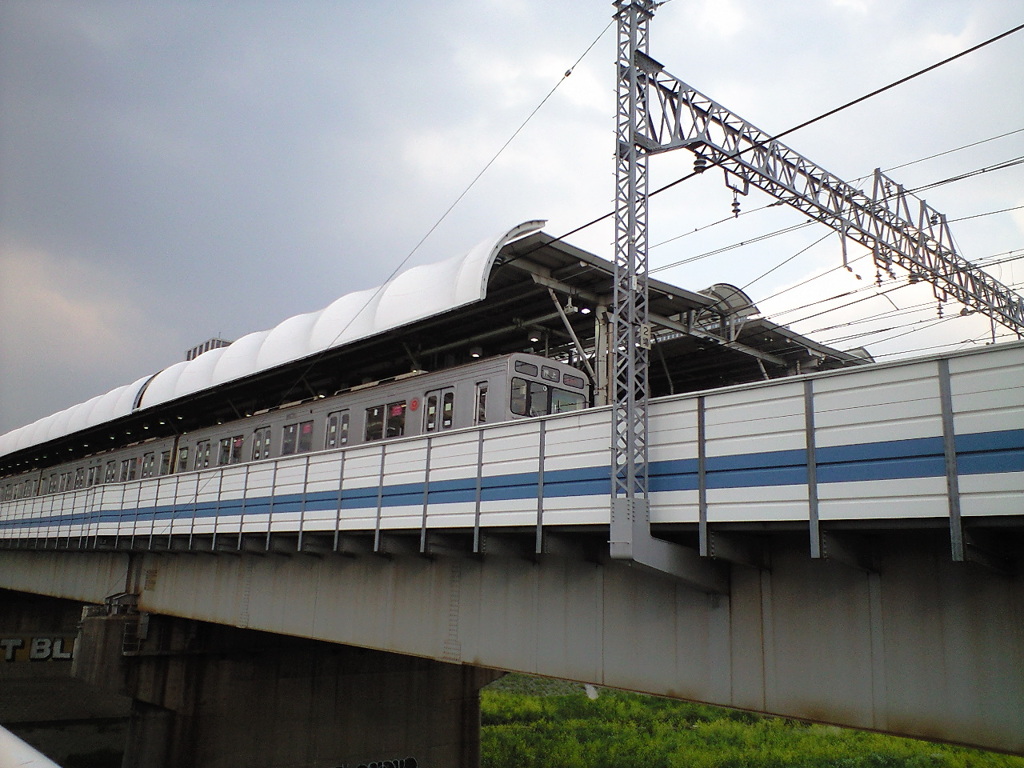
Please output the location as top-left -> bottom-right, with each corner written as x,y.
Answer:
0,353 -> 590,504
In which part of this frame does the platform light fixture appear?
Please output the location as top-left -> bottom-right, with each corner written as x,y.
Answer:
469,346 -> 482,359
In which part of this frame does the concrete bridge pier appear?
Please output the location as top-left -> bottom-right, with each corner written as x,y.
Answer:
73,605 -> 500,768
0,589 -> 130,765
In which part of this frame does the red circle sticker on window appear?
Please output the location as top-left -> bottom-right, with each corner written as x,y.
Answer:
410,398 -> 419,411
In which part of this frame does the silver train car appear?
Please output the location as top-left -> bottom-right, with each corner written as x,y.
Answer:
0,353 -> 590,504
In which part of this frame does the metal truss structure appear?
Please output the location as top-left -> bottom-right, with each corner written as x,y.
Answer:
609,0 -> 1024,577
610,0 -> 656,557
637,54 -> 1024,335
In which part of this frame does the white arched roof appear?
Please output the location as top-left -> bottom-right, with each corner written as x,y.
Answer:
0,221 -> 545,459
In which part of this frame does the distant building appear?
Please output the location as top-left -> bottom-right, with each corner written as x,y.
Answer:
186,338 -> 232,362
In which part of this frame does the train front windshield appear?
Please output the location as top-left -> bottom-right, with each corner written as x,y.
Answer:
509,359 -> 588,417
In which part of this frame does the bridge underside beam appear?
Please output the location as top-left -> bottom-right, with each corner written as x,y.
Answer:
0,527 -> 1021,754
70,611 -> 498,768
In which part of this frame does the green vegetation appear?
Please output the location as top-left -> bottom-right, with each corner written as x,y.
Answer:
481,675 -> 1024,768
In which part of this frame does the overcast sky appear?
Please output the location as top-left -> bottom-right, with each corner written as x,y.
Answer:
2,0 -> 1022,435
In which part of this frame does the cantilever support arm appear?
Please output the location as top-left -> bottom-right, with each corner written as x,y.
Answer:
632,50 -> 1024,336
611,497 -> 728,593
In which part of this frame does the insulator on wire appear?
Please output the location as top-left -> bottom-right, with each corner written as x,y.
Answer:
731,194 -> 740,218
693,155 -> 707,173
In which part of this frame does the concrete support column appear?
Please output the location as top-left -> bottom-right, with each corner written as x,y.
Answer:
73,609 -> 500,768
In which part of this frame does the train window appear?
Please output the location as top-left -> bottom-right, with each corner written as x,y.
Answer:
510,377 -> 550,417
475,382 -> 488,425
281,421 -> 313,456
510,379 -> 526,416
176,446 -> 189,473
141,453 -> 156,479
282,424 -> 298,455
563,373 -> 585,389
541,366 -> 559,382
194,440 -> 212,470
105,461 -> 117,483
325,411 -> 349,449
48,476 -> 59,494
219,436 -> 244,465
159,451 -> 172,475
386,401 -> 407,438
74,467 -> 85,489
365,406 -> 384,441
551,388 -> 585,414
58,473 -> 69,492
442,392 -> 454,429
365,401 -> 406,442
424,395 -> 438,432
297,420 -> 314,453
86,467 -> 98,487
514,361 -> 539,377
252,427 -> 271,461
119,458 -> 137,482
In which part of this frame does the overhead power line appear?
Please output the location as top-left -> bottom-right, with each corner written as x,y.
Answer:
879,127 -> 1024,175
650,220 -> 814,271
950,205 -> 1024,223
274,18 -> 616,406
549,19 -> 1024,255
907,156 -> 1024,196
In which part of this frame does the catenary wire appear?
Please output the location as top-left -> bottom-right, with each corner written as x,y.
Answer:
847,126 -> 1024,186
284,19 -> 1024,406
652,130 -> 1024,252
512,20 -> 1024,266
271,18 -> 615,406
906,156 -> 1024,196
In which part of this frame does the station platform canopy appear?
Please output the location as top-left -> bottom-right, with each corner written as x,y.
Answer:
0,221 -> 868,473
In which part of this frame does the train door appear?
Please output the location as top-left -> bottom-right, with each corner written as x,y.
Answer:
423,387 -> 455,433
252,427 -> 272,461
474,382 -> 488,425
325,410 -> 350,449
193,439 -> 212,470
